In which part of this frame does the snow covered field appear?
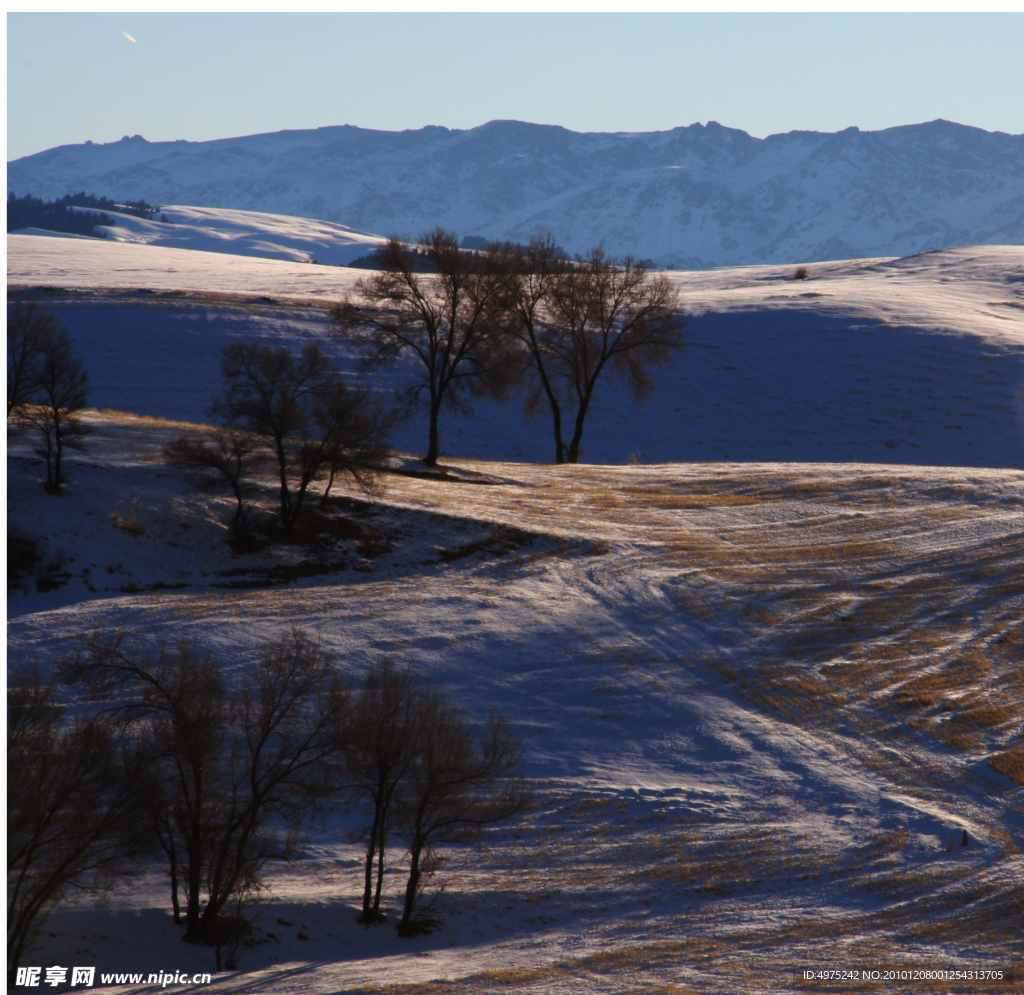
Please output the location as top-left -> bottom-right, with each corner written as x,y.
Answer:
14,205 -> 387,265
7,233 -> 1024,993
8,234 -> 1024,468
7,415 -> 1024,994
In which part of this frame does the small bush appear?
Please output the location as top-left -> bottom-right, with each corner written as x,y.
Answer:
794,266 -> 809,280
36,548 -> 70,592
8,528 -> 43,588
7,528 -> 70,592
111,499 -> 148,537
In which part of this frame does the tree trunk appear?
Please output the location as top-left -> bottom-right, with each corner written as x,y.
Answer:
528,346 -> 564,465
425,400 -> 441,467
274,440 -> 292,524
53,417 -> 65,489
168,831 -> 181,924
372,821 -> 387,917
359,803 -> 381,922
282,478 -> 312,532
183,772 -> 205,943
41,427 -> 55,491
319,466 -> 336,509
566,399 -> 591,464
397,841 -> 423,936
551,407 -> 565,465
183,838 -> 204,942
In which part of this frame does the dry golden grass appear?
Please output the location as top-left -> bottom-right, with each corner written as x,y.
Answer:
90,408 -> 215,431
988,747 -> 1024,786
110,499 -> 148,537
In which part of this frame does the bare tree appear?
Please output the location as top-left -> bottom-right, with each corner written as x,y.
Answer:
213,342 -> 331,528
163,429 -> 264,535
212,343 -> 391,531
552,252 -> 684,463
301,374 -> 394,509
331,230 -> 514,467
395,700 -> 527,937
346,661 -> 419,924
202,630 -> 349,961
7,664 -> 148,979
17,322 -> 89,490
488,236 -> 569,463
62,637 -> 225,949
7,302 -> 56,420
64,630 -> 351,969
499,248 -> 684,464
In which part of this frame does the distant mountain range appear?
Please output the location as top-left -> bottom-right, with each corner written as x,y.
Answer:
8,119 -> 1024,268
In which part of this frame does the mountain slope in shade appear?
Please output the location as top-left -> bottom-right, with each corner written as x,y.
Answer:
9,119 -> 1024,268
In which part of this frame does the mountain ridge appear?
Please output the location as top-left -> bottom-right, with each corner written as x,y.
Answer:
9,118 -> 1024,268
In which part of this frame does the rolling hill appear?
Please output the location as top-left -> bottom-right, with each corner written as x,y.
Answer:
7,233 -> 1023,993
8,233 -> 1024,469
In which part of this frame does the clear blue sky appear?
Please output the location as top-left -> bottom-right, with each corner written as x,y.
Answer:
7,12 -> 1024,161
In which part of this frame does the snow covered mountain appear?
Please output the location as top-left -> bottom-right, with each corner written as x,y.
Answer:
9,119 -> 1024,268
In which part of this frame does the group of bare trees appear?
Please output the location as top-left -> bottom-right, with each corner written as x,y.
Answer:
164,342 -> 393,535
333,230 -> 685,466
7,301 -> 89,492
9,234 -> 680,512
7,666 -> 149,978
347,661 -> 524,936
165,233 -> 681,539
8,637 -> 525,977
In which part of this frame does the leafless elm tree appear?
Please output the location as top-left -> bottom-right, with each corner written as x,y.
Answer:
12,314 -> 89,491
395,698 -> 528,937
331,230 -> 515,468
496,245 -> 684,464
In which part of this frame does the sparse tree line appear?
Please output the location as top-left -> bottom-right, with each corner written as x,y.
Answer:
8,232 -> 683,517
334,229 -> 686,466
165,230 -> 685,538
8,636 -> 526,978
7,192 -> 165,236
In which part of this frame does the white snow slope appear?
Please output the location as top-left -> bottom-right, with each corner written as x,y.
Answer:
7,235 -> 1024,994
8,119 -> 1024,268
13,204 -> 386,265
7,417 -> 1024,995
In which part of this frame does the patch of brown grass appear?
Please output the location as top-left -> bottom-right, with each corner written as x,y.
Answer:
988,747 -> 1024,785
110,499 -> 148,537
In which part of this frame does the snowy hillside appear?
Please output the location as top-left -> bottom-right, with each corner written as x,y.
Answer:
8,235 -> 1024,470
8,229 -> 1024,992
9,119 -> 1024,268
7,415 -> 1023,993
12,204 -> 386,265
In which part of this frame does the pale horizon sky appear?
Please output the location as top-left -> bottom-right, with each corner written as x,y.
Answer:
8,12 -> 1024,162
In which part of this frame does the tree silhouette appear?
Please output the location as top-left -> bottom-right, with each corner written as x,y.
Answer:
332,230 -> 514,467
